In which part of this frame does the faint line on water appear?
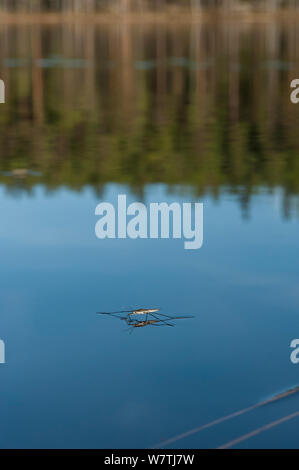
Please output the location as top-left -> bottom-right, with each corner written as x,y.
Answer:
218,411 -> 299,449
152,386 -> 299,448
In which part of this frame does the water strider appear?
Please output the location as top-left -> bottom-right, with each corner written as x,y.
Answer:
96,309 -> 194,331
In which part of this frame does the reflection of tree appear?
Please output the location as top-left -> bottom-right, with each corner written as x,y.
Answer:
0,20 -> 299,218
1,0 -> 299,13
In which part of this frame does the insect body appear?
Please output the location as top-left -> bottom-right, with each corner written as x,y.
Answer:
128,308 -> 159,316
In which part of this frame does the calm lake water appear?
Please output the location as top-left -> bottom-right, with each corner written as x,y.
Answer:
0,20 -> 299,449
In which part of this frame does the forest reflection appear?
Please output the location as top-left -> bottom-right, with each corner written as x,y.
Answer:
0,20 -> 299,217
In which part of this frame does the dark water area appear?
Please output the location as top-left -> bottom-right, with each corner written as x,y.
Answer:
0,20 -> 299,448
